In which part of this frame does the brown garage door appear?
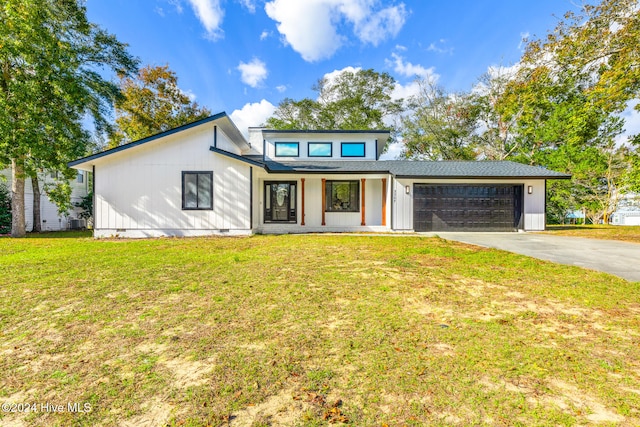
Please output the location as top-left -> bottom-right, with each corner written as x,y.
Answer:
413,184 -> 523,232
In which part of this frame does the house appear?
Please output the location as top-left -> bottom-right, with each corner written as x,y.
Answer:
0,168 -> 90,231
68,112 -> 571,238
610,193 -> 640,226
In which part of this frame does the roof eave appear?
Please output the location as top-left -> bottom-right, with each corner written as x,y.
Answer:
68,112 -> 247,169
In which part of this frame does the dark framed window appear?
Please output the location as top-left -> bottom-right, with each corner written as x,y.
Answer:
341,142 -> 365,157
325,180 -> 359,212
182,171 -> 213,210
275,142 -> 299,157
264,181 -> 297,222
308,142 -> 333,157
77,171 -> 84,183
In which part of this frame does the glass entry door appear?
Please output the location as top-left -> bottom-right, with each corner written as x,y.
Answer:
264,182 -> 297,222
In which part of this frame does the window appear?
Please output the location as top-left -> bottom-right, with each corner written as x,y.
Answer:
308,142 -> 332,157
264,182 -> 296,222
275,142 -> 299,157
341,142 -> 365,157
182,171 -> 213,210
325,180 -> 359,212
77,171 -> 84,183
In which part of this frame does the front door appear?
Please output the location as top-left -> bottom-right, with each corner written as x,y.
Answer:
264,182 -> 297,222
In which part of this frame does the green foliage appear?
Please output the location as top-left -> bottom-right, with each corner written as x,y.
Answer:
74,191 -> 93,221
44,180 -> 73,217
400,78 -> 479,160
0,183 -> 11,234
0,0 -> 138,236
266,69 -> 401,150
496,0 -> 640,223
109,65 -> 211,147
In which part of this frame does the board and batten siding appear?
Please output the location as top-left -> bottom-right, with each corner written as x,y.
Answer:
253,171 -> 391,233
93,124 -> 251,238
392,178 -> 547,231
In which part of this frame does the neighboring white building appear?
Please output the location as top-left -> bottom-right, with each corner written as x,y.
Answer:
68,112 -> 570,238
0,169 -> 89,231
611,193 -> 640,226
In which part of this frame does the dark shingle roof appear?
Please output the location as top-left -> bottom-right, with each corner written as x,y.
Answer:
262,160 -> 570,179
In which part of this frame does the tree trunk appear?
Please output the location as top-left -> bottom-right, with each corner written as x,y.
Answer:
31,174 -> 41,232
11,158 -> 26,237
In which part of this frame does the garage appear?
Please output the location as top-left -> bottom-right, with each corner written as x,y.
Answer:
413,184 -> 523,232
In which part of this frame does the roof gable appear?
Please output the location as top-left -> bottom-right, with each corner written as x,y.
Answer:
69,112 -> 248,169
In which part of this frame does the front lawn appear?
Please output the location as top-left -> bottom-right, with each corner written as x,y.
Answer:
0,234 -> 639,426
544,224 -> 640,243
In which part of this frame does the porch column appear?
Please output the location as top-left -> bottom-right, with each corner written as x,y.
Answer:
361,178 -> 366,226
321,178 -> 326,226
381,178 -> 387,226
301,178 -> 306,226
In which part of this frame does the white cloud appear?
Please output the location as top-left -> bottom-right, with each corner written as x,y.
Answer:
237,58 -> 268,87
616,100 -> 640,146
230,100 -> 277,138
264,0 -> 408,62
518,32 -> 530,51
352,3 -> 406,45
276,84 -> 287,93
187,0 -> 224,39
265,0 -> 343,62
426,39 -> 453,55
379,141 -> 404,160
237,0 -> 256,13
168,0 -> 184,13
387,52 -> 438,80
260,30 -> 270,40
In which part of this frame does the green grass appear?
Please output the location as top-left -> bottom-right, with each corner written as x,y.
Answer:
544,224 -> 640,243
0,233 -> 639,426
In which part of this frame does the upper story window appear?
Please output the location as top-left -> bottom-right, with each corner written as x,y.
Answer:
182,171 -> 213,210
308,142 -> 333,157
341,142 -> 365,157
275,142 -> 299,157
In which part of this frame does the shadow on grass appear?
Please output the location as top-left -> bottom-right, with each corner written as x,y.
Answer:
25,230 -> 93,239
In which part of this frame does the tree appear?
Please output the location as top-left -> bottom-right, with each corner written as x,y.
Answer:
0,0 -> 138,237
266,69 -> 402,150
495,0 -> 640,223
109,65 -> 211,147
400,77 -> 478,160
0,182 -> 10,234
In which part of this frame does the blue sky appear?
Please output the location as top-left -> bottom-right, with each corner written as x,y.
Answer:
87,0 -> 628,152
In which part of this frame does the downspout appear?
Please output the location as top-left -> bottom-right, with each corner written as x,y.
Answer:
213,125 -> 217,148
249,167 -> 253,231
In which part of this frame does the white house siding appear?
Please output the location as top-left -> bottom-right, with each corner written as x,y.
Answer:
1,168 -> 88,231
393,178 -> 547,232
262,133 -> 380,161
91,124 -> 251,238
253,171 -> 390,234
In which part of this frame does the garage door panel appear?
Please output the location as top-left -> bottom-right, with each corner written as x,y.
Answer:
414,184 -> 522,232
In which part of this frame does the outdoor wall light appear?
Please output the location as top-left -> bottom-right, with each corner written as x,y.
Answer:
405,185 -> 410,194
528,185 -> 533,194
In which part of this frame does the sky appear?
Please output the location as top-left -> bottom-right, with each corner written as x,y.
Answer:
85,0 -> 640,157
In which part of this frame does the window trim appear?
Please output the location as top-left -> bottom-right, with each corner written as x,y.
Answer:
182,171 -> 213,210
325,180 -> 360,213
274,142 -> 300,157
340,142 -> 366,157
307,142 -> 333,158
264,181 -> 297,223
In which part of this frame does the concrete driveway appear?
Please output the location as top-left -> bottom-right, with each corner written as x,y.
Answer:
437,232 -> 640,282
